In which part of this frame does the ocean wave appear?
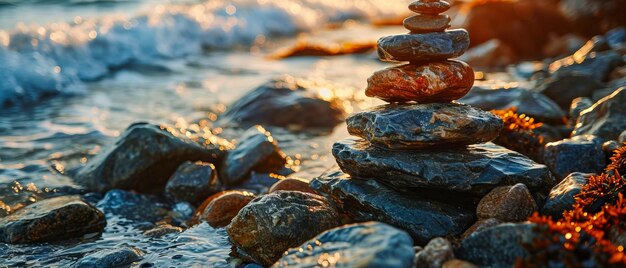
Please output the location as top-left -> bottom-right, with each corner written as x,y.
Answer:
0,0 -> 407,107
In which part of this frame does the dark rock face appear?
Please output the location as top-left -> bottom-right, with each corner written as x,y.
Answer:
226,191 -> 342,266
346,103 -> 502,150
541,172 -> 593,219
165,161 -> 222,205
568,97 -> 593,126
272,222 -> 414,268
74,123 -> 229,193
365,61 -> 474,103
414,238 -> 455,268
0,196 -> 106,244
217,77 -> 346,129
543,135 -> 605,179
97,190 -> 177,224
476,184 -> 537,222
457,223 -> 537,268
220,126 -> 287,186
537,72 -> 603,109
377,30 -> 470,62
73,247 -> 144,268
310,170 -> 474,245
550,50 -> 623,82
333,139 -> 554,196
573,87 -> 626,140
458,86 -> 566,124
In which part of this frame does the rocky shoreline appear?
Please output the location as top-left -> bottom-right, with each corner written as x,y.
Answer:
2,0 -> 626,267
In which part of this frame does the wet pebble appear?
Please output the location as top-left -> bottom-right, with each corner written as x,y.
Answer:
403,14 -> 450,33
543,135 -> 606,179
409,0 -> 451,15
476,183 -> 537,222
73,246 -> 144,268
268,178 -> 316,195
227,191 -> 341,266
196,190 -> 256,228
541,172 -> 593,219
377,30 -> 470,62
165,161 -> 222,205
272,222 -> 414,268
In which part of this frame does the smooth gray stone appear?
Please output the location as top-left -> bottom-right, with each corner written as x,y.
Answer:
541,172 -> 593,219
272,222 -> 414,268
543,135 -> 605,180
73,123 -> 229,193
73,247 -> 144,268
0,196 -> 105,244
377,30 -> 470,62
310,170 -> 475,245
333,139 -> 554,196
347,103 -> 502,150
573,87 -> 626,140
165,161 -> 222,205
457,223 -> 537,268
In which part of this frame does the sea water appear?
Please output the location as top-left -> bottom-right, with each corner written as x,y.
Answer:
0,0 -> 408,266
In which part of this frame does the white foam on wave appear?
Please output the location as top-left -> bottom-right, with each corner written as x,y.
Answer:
0,0 -> 408,106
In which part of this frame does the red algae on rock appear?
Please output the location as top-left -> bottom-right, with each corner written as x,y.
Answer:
365,60 -> 474,103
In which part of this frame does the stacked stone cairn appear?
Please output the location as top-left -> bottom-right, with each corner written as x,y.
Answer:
311,0 -> 554,246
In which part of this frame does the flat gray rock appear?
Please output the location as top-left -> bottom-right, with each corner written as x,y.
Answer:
333,139 -> 554,196
310,170 -> 474,245
543,135 -> 605,180
347,103 -> 502,150
377,30 -> 470,62
272,222 -> 414,268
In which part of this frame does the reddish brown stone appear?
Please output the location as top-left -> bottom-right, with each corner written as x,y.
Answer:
194,190 -> 256,228
409,0 -> 451,15
268,178 -> 316,195
403,14 -> 450,33
365,60 -> 475,103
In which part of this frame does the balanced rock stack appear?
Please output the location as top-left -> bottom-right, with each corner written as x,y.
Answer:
311,0 -> 554,245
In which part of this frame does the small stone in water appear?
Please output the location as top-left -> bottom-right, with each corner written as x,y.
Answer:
73,247 -> 144,268
165,161 -> 222,205
197,190 -> 256,228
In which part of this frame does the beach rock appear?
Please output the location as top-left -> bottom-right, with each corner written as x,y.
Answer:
268,178 -> 316,195
74,123 -> 227,193
573,87 -> 626,140
232,173 -> 281,195
550,50 -> 623,82
165,161 -> 221,205
409,0 -> 451,15
568,97 -> 593,126
414,238 -> 454,268
220,126 -> 287,186
366,61 -> 474,103
346,103 -> 502,150
377,30 -> 470,62
541,172 -> 593,219
143,224 -> 183,238
457,39 -> 516,69
536,72 -> 603,109
97,190 -> 174,224
272,222 -> 414,268
543,135 -> 605,179
457,223 -> 537,268
218,77 -> 346,129
227,191 -> 341,266
73,247 -> 144,268
196,190 -> 256,228
603,140 -> 622,157
461,0 -> 571,58
403,14 -> 450,33
333,139 -> 554,196
0,196 -> 106,244
560,0 -> 626,35
476,184 -> 537,222
443,259 -> 479,268
459,86 -> 566,124
461,218 -> 501,239
310,170 -> 475,245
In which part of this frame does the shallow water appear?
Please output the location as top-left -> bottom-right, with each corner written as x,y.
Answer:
0,0 -> 410,266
